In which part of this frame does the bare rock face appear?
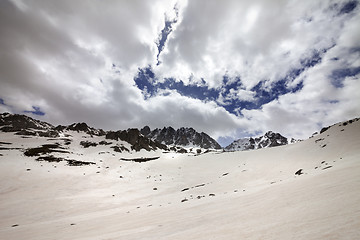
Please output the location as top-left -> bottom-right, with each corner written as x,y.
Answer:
0,112 -> 53,132
106,129 -> 168,152
225,131 -> 289,152
140,126 -> 221,149
0,112 -> 59,137
55,122 -> 105,136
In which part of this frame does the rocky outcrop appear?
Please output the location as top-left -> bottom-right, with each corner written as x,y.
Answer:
106,128 -> 168,151
225,131 -> 289,152
0,112 -> 53,132
55,122 -> 105,136
140,126 -> 221,149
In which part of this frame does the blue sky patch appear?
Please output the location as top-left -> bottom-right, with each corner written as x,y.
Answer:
156,5 -> 179,65
339,1 -> 358,15
330,67 -> 360,88
24,106 -> 45,116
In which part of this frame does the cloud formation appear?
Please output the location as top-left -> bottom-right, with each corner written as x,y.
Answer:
0,0 -> 359,146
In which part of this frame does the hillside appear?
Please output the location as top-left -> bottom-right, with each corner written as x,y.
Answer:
0,117 -> 359,239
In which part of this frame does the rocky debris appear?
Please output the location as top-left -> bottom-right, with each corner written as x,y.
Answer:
36,155 -> 95,166
80,141 -> 98,148
24,144 -> 69,157
225,131 -> 289,152
322,166 -> 333,170
120,156 -> 160,163
99,140 -> 112,145
66,159 -> 96,166
111,145 -> 129,153
295,169 -> 303,175
320,117 -> 360,135
169,146 -> 188,153
106,129 -> 168,151
320,126 -> 330,134
140,126 -> 221,149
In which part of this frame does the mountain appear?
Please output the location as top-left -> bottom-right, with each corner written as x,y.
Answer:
0,113 -> 220,152
55,122 -> 106,136
225,131 -> 291,151
0,112 -> 59,137
106,128 -> 168,152
0,112 -> 53,132
140,126 -> 222,149
1,116 -> 359,239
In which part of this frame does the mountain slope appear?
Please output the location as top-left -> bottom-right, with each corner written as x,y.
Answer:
0,117 -> 360,240
0,117 -> 359,239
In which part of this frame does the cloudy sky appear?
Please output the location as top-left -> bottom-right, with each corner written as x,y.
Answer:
1,0 -> 359,146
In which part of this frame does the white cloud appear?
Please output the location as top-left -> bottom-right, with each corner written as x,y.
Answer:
0,0 -> 359,145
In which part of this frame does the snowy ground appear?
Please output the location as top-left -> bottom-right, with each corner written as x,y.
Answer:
0,120 -> 359,239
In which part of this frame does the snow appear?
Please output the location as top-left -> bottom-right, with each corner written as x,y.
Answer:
0,120 -> 359,239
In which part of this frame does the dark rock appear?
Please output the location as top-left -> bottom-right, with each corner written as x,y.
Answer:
295,169 -> 303,175
80,141 -> 98,148
99,140 -> 112,145
0,113 -> 53,132
111,145 -> 129,153
24,144 -> 69,157
106,129 -> 167,152
322,166 -> 333,170
141,126 -> 221,149
120,156 -> 160,163
320,126 -> 330,134
55,122 -> 105,136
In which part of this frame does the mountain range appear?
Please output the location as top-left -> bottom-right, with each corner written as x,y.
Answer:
225,131 -> 298,151
0,112 -> 304,152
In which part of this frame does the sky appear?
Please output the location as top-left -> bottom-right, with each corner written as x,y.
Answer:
0,0 -> 359,147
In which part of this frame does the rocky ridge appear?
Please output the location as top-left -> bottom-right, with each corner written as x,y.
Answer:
140,126 -> 222,149
0,113 -> 221,152
225,131 -> 294,152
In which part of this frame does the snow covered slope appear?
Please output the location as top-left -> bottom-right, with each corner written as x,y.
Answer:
0,118 -> 359,240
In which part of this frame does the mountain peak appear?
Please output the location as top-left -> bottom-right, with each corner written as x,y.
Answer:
141,126 -> 221,149
225,131 -> 289,152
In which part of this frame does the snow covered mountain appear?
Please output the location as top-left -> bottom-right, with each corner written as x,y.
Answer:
0,115 -> 359,239
140,126 -> 222,149
0,113 -> 221,152
225,131 -> 294,151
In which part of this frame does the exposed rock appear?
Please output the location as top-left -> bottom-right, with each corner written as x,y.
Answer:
24,144 -> 69,157
80,141 -> 98,148
141,126 -> 221,149
225,131 -> 289,152
106,129 -> 168,151
55,122 -> 105,136
111,145 -> 129,153
0,112 -> 53,132
120,156 -> 160,163
295,169 -> 303,175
